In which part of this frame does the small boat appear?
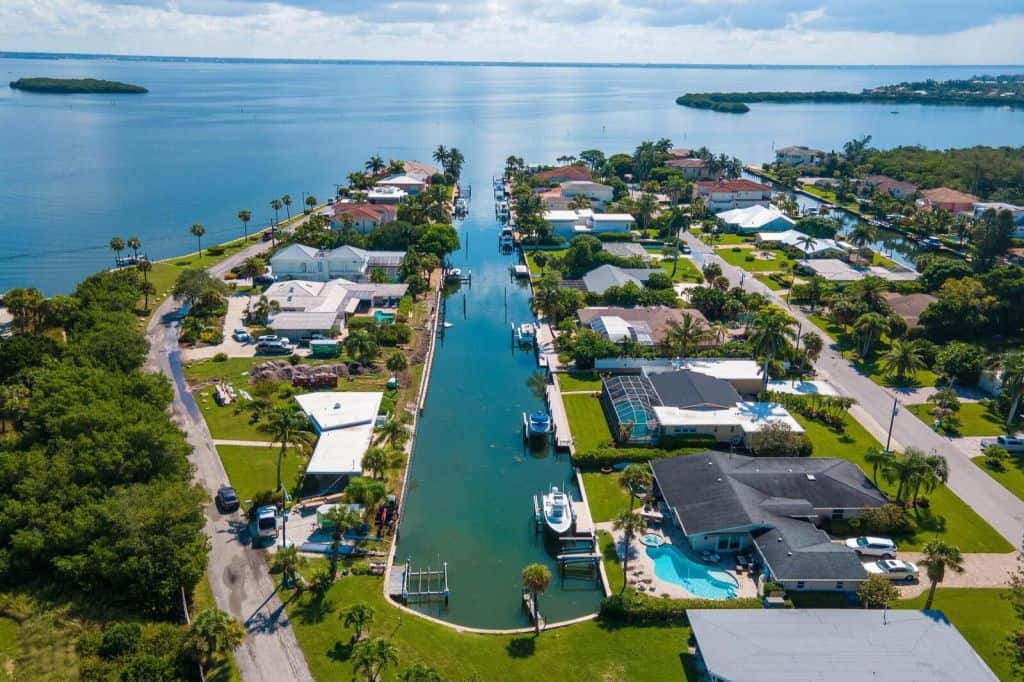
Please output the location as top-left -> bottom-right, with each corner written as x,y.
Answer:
445,268 -> 462,281
919,237 -> 942,250
541,485 -> 574,535
496,201 -> 510,216
524,410 -> 552,437
499,226 -> 515,248
514,322 -> 536,345
443,321 -> 454,328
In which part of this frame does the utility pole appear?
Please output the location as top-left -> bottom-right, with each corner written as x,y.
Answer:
885,394 -> 899,453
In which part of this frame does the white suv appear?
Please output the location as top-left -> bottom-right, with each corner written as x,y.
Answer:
863,559 -> 918,582
845,536 -> 898,558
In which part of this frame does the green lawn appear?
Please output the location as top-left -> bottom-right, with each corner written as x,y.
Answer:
562,394 -> 614,452
754,274 -> 786,291
598,530 -> 625,594
524,249 -> 567,276
796,413 -> 1012,552
691,229 -> 750,246
718,247 -> 797,273
973,455 -> 1024,503
557,371 -> 603,393
582,472 -> 632,523
197,394 -> 271,441
217,444 -> 305,503
284,568 -> 695,681
658,257 -> 702,282
895,589 -> 1015,681
908,402 -> 1016,437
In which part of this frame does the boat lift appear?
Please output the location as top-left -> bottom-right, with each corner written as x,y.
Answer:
391,557 -> 450,606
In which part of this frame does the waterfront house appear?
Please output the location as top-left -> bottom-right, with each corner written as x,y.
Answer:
542,209 -> 635,240
577,306 -> 709,346
367,186 -> 408,205
263,278 -> 407,336
270,243 -> 406,282
863,174 -> 919,200
651,452 -> 885,589
718,205 -> 795,233
296,392 -> 384,479
400,160 -> 440,181
687,609 -> 997,682
666,157 -> 717,180
560,180 -> 614,204
973,202 -> 1024,235
375,173 -> 426,196
534,164 -> 593,184
600,242 -> 651,261
919,187 -> 979,213
594,357 -> 764,394
695,179 -> 772,213
535,187 -> 574,210
325,202 -> 397,233
756,229 -> 846,258
577,264 -> 661,295
775,145 -> 825,166
882,291 -> 938,330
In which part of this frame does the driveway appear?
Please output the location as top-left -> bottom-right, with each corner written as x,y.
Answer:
146,224 -> 315,682
895,552 -> 1019,597
682,229 -> 1024,549
183,294 -> 258,361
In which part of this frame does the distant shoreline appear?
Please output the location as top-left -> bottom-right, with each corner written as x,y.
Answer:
2,51 -> 1024,70
9,77 -> 147,94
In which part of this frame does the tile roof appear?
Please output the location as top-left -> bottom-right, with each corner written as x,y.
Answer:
697,179 -> 771,194
882,292 -> 937,328
921,187 -> 979,203
534,165 -> 593,182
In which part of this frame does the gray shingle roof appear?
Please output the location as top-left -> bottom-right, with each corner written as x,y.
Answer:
648,371 -> 741,410
581,264 -> 661,294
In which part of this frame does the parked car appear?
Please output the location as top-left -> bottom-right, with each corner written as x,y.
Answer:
845,536 -> 897,558
679,243 -> 692,254
863,559 -> 918,582
298,333 -> 328,347
257,334 -> 289,345
256,340 -> 292,355
981,436 -> 1024,453
215,485 -> 240,513
232,328 -> 252,343
253,274 -> 276,286
254,505 -> 278,544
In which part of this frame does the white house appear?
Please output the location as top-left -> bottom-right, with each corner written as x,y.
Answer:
270,244 -> 406,282
296,392 -> 384,478
366,186 -> 408,204
542,209 -> 635,240
325,202 -> 397,233
560,180 -> 614,203
695,180 -> 772,213
756,229 -> 845,258
775,145 -> 825,166
375,173 -> 426,196
263,278 -> 408,336
718,205 -> 795,233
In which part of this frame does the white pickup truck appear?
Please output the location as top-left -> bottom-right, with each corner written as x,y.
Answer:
980,435 -> 1024,453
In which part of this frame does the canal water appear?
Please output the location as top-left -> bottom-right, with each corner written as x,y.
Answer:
396,180 -> 605,628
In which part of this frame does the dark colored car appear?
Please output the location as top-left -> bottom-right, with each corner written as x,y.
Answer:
215,485 -> 240,513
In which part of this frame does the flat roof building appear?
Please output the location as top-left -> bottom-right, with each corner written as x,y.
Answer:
295,392 -> 384,478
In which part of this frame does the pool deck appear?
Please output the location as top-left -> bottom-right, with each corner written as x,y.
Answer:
600,521 -> 759,600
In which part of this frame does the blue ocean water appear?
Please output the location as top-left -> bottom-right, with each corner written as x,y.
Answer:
1,55 -> 1023,294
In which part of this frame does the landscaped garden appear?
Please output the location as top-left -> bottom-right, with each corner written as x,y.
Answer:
563,394 -> 613,452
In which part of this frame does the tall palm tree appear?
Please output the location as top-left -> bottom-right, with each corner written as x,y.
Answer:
881,339 -> 925,381
137,259 -> 154,309
375,413 -> 409,448
190,223 -> 206,259
446,148 -> 465,180
342,603 -> 375,643
431,145 -> 449,169
620,464 -> 652,512
853,312 -> 889,358
635,193 -> 659,229
238,209 -> 252,239
352,637 -> 399,682
262,407 -> 313,494
613,511 -> 647,592
186,608 -> 245,676
325,506 -> 363,579
749,310 -> 795,392
797,234 -> 818,261
126,236 -> 142,261
521,564 -> 552,635
305,195 -> 317,213
663,316 -> 709,358
386,351 -> 408,381
919,540 -> 965,610
854,276 -> 888,313
281,194 -> 292,220
366,155 -> 386,175
999,351 -> 1024,427
270,198 -> 283,225
909,452 -> 948,507
848,223 -> 877,250
109,236 -> 125,267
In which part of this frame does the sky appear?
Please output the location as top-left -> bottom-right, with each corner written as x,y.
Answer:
2,0 -> 1024,64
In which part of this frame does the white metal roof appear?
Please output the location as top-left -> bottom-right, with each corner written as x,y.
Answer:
269,311 -> 339,331
295,391 -> 383,432
644,358 -> 763,382
653,401 -> 803,434
589,213 -> 635,222
757,229 -> 844,255
306,423 -> 376,476
718,205 -> 795,230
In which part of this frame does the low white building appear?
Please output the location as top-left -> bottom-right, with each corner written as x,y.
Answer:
270,244 -> 405,283
542,209 -> 635,240
263,278 -> 408,336
595,358 -> 765,394
756,229 -> 845,258
375,173 -> 426,196
654,401 -> 803,447
295,392 -> 384,478
718,205 -> 795,233
367,186 -> 408,204
775,145 -> 825,166
560,180 -> 614,203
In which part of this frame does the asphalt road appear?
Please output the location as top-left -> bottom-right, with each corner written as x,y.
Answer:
145,229 -> 315,682
682,230 -> 1024,549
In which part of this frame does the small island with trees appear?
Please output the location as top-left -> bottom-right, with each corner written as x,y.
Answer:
9,77 -> 148,94
676,74 -> 1024,114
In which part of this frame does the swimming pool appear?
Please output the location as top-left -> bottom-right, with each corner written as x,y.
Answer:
646,544 -> 739,599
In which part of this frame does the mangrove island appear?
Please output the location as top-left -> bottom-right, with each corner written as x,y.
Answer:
677,74 -> 1024,114
9,77 -> 148,94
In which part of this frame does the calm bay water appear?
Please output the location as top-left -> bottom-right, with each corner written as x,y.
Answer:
4,54 -> 1024,628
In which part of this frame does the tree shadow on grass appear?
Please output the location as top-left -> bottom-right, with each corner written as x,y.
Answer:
327,641 -> 354,663
506,636 -> 536,659
910,506 -> 948,537
296,589 -> 336,624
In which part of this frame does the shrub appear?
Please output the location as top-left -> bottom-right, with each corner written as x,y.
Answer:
397,295 -> 414,317
731,246 -> 742,252
656,434 -> 719,451
984,445 -> 1010,471
859,503 -> 913,534
596,232 -> 635,242
935,341 -> 986,385
857,574 -> 899,608
206,245 -> 226,256
599,592 -> 762,624
749,422 -> 813,457
744,254 -> 755,262
347,316 -> 378,332
99,622 -> 142,659
288,354 -> 301,366
377,322 -> 413,346
212,352 -> 228,362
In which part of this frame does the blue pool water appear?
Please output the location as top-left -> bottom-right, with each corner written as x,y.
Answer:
647,544 -> 739,599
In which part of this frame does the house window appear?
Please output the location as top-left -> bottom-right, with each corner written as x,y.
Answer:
831,509 -> 844,521
796,581 -> 805,590
835,582 -> 844,590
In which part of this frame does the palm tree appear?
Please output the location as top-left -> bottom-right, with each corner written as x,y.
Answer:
190,223 -> 206,259
620,464 -> 652,512
366,155 -> 386,175
919,540 -> 965,610
999,351 -> 1024,427
126,236 -> 142,261
864,446 -> 891,482
186,608 -> 245,675
909,451 -> 948,507
613,511 -> 647,592
238,256 -> 266,280
662,316 -> 709,358
270,198 -> 283,225
238,209 -> 252,239
853,312 -> 889,358
342,602 -> 375,643
749,310 -> 795,392
375,413 -> 409,448
361,447 -> 394,480
137,258 -> 154,308
109,236 -> 125,267
272,545 -> 306,588
282,194 -> 292,220
446,148 -> 465,180
881,339 -> 925,381
305,195 -> 317,213
635,193 -> 659,229
568,194 -> 592,210
262,407 -> 313,494
386,351 -> 408,381
353,637 -> 399,682
855,276 -> 888,313
325,505 -> 363,579
399,663 -> 442,682
797,234 -> 818,261
848,223 -> 877,250
431,145 -> 449,169
345,328 -> 379,367
521,564 -> 552,635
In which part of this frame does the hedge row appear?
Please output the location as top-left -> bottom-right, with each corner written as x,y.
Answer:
600,592 -> 762,624
573,441 -> 717,468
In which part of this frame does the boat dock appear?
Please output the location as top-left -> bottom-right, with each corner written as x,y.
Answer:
390,558 -> 450,606
545,384 -> 574,452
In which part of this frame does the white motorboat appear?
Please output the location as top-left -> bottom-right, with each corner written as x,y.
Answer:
499,226 -> 515,247
514,322 -> 536,345
542,485 -> 574,535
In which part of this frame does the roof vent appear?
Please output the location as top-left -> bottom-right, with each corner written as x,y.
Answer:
806,474 -> 817,481
777,536 -> 783,542
333,403 -> 341,409
787,551 -> 793,556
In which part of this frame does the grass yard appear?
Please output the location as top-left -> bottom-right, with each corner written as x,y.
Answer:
562,394 -> 614,452
658,257 -> 702,282
598,530 -> 625,594
717,246 -> 797,273
895,588 -> 1016,681
973,455 -> 1024,503
754,274 -> 786,291
197,394 -> 271,441
691,229 -> 750,246
217,444 -> 305,503
557,371 -> 603,393
908,402 -> 1017,438
524,249 -> 567,276
582,472 -> 633,523
283,567 -> 695,681
796,413 -> 1012,553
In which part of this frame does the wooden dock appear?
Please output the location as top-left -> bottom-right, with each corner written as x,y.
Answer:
545,384 -> 574,452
